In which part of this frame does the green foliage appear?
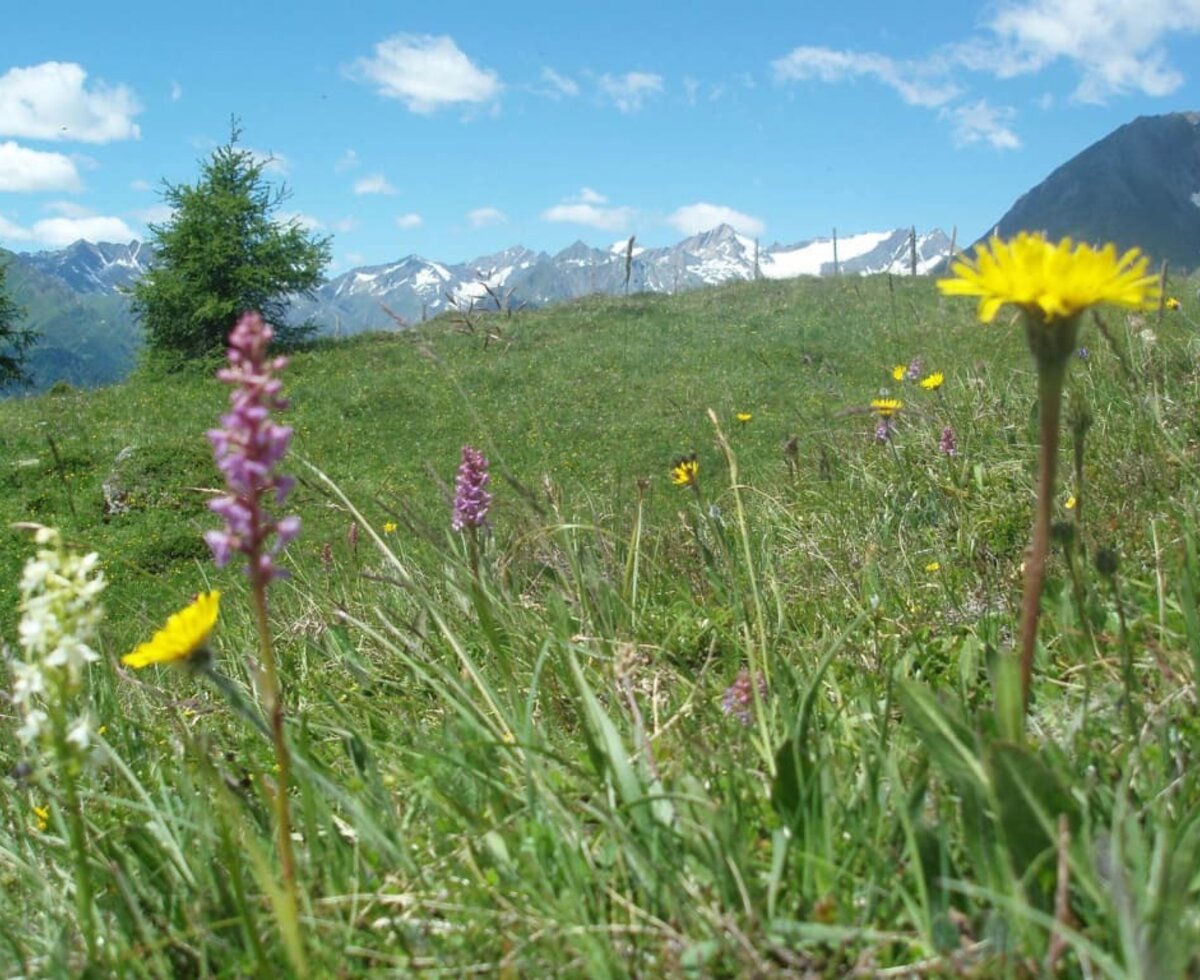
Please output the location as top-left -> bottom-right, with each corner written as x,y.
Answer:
0,257 -> 37,390
2,271 -> 1200,973
131,121 -> 331,361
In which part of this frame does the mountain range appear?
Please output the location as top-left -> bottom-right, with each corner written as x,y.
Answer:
1,224 -> 950,391
4,110 -> 1199,394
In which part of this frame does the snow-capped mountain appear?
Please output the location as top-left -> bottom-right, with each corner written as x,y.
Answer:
4,224 -> 952,357
292,224 -> 953,331
21,240 -> 154,295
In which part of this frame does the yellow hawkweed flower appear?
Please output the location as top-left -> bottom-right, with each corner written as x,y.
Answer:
1166,296 -> 1181,311
382,521 -> 398,534
891,365 -> 906,382
937,233 -> 1159,324
1065,495 -> 1077,510
735,412 -> 753,424
122,591 -> 220,668
919,371 -> 944,391
925,561 -> 941,573
670,452 -> 700,487
871,398 -> 903,418
33,805 -> 50,832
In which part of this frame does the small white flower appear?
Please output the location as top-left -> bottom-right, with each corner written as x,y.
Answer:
66,717 -> 92,752
17,708 -> 49,746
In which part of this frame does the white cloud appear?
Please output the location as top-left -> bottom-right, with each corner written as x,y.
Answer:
130,178 -> 153,191
247,148 -> 289,176
597,72 -> 664,113
334,148 -> 359,173
395,213 -> 422,229
771,46 -> 960,107
0,214 -> 34,241
0,141 -> 82,192
170,80 -> 182,102
332,215 -> 360,233
667,203 -> 765,238
540,67 -> 579,98
683,76 -> 701,105
978,0 -> 1200,102
350,34 -> 501,114
467,206 -> 507,228
543,203 -> 634,232
30,215 -> 137,246
940,99 -> 1022,149
578,187 -> 607,205
279,211 -> 323,231
354,174 -> 396,195
0,62 -> 141,142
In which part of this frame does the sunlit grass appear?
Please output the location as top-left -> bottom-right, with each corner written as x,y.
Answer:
1,271 -> 1199,974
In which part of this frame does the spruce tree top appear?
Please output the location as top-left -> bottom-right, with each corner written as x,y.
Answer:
132,123 -> 331,361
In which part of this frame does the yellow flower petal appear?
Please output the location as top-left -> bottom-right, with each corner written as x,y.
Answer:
938,233 -> 1160,325
123,591 -> 220,668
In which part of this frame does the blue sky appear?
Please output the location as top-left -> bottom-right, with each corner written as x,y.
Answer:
2,0 -> 1199,270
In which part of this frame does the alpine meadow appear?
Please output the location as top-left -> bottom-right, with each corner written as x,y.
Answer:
3,245 -> 1200,974
6,11 -> 1200,975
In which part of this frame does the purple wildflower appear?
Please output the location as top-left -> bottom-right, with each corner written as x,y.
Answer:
1077,347 -> 1090,360
204,312 -> 300,582
875,417 -> 894,443
452,446 -> 492,532
939,425 -> 958,457
905,357 -> 923,382
722,669 -> 767,726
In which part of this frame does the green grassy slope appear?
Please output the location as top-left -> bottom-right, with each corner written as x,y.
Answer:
2,273 -> 1200,975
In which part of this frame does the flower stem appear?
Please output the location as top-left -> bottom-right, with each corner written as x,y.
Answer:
249,569 -> 306,976
1018,360 -> 1066,707
53,715 -> 97,964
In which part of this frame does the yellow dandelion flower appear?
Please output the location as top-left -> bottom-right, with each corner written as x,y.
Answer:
735,411 -> 753,424
33,805 -> 49,832
382,521 -> 398,534
919,371 -> 944,391
871,398 -> 903,418
925,561 -> 941,573
891,365 -> 906,381
1065,495 -> 1077,510
122,591 -> 220,668
670,452 -> 700,487
937,233 -> 1159,324
1166,296 -> 1181,311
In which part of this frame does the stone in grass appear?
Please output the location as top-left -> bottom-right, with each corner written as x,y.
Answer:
102,445 -> 138,517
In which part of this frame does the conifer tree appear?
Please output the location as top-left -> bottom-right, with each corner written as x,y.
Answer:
0,257 -> 36,389
132,122 -> 331,360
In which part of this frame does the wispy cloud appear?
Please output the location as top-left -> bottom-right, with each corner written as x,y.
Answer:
0,140 -> 82,192
129,204 -> 174,225
170,80 -> 182,102
130,178 -> 153,192
395,213 -> 422,229
597,72 -> 664,113
667,202 -> 765,238
350,34 -> 501,114
970,0 -> 1200,103
334,148 -> 359,173
467,206 -> 507,228
940,99 -> 1021,149
0,62 -> 141,142
539,67 -> 579,99
332,215 -> 360,233
353,174 -> 396,195
771,46 -> 959,108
